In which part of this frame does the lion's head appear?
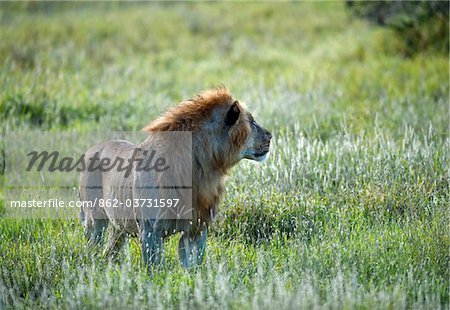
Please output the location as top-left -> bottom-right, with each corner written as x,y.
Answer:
144,87 -> 272,170
239,109 -> 272,162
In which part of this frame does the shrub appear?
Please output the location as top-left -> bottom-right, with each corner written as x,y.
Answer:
346,1 -> 449,55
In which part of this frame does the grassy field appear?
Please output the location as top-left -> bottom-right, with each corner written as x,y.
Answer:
1,2 -> 449,309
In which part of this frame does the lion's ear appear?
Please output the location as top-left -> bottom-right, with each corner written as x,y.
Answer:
225,101 -> 240,126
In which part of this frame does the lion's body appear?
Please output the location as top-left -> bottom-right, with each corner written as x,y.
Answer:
79,87 -> 272,268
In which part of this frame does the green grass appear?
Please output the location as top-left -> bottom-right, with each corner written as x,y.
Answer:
1,2 -> 449,309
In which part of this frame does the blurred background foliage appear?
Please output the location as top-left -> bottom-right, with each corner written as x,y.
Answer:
0,1 -> 448,172
346,0 -> 449,56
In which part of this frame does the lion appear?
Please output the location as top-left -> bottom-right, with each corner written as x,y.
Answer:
79,87 -> 272,268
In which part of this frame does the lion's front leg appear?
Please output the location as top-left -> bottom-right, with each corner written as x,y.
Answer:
178,228 -> 207,268
140,221 -> 165,268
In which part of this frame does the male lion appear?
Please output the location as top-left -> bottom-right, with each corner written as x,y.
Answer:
79,87 -> 272,268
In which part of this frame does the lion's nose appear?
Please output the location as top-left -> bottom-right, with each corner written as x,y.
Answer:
266,131 -> 272,140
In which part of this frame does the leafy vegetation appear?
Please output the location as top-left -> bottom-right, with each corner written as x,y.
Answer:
346,1 -> 449,55
1,2 -> 448,309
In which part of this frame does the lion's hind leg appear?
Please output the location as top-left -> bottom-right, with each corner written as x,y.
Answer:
81,206 -> 108,247
80,167 -> 110,249
80,196 -> 108,248
178,228 -> 207,268
103,224 -> 127,260
88,219 -> 109,247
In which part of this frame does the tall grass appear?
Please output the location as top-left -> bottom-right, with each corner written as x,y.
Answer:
1,2 -> 448,309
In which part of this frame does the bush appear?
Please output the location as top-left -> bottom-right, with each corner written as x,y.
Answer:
346,1 -> 449,55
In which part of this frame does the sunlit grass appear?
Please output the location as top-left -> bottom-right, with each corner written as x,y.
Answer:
1,2 -> 449,309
